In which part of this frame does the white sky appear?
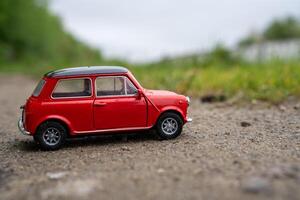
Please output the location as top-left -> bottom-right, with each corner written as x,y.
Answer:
50,0 -> 300,62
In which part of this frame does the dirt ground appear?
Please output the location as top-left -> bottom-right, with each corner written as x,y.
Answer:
0,75 -> 299,200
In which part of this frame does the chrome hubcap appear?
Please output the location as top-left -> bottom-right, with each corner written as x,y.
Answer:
161,117 -> 178,135
43,127 -> 61,146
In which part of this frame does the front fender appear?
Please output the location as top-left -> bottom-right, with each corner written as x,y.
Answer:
147,105 -> 186,127
160,106 -> 185,120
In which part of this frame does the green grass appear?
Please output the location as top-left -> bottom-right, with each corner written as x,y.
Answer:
1,60 -> 299,103
130,60 -> 300,103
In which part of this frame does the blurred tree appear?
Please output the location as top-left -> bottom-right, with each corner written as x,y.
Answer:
238,32 -> 263,47
238,16 -> 300,47
204,44 -> 239,66
264,17 -> 300,40
0,0 -> 103,66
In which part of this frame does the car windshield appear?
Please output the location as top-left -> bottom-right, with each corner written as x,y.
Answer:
32,79 -> 46,97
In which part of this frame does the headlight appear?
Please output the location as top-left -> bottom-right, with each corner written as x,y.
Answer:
186,96 -> 190,105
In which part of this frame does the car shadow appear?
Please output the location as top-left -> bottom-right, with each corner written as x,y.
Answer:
65,131 -> 158,148
14,130 -> 158,152
13,139 -> 40,152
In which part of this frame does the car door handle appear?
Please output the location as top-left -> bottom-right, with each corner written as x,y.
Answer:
94,102 -> 107,107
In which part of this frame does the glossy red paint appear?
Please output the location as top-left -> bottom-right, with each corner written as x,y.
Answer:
20,67 -> 190,136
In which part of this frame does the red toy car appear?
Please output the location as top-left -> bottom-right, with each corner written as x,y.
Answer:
18,66 -> 192,150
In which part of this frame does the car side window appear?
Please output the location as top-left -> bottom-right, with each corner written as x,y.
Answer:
96,76 -> 138,97
125,78 -> 138,95
32,79 -> 46,97
52,78 -> 92,98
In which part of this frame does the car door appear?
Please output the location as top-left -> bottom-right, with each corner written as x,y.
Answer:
93,75 -> 147,130
47,78 -> 94,132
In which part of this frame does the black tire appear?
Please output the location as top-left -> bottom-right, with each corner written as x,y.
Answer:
34,121 -> 67,150
156,112 -> 183,139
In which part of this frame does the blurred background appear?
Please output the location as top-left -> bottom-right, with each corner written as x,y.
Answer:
0,0 -> 300,103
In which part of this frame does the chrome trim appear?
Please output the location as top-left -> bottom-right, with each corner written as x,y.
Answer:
186,96 -> 191,105
18,118 -> 30,136
161,117 -> 178,135
95,75 -> 138,98
74,126 -> 152,134
42,127 -> 61,145
51,77 -> 93,99
187,118 -> 193,122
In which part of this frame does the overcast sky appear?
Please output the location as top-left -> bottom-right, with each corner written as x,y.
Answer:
50,0 -> 300,62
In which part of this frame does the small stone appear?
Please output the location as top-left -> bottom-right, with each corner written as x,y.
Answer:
268,166 -> 283,179
241,121 -> 251,127
121,146 -> 130,151
193,169 -> 202,175
224,132 -> 230,136
241,177 -> 271,194
46,172 -> 68,180
157,168 -> 165,174
249,138 -> 255,143
294,104 -> 300,110
279,105 -> 286,111
282,165 -> 300,178
233,160 -> 240,165
41,179 -> 100,198
89,154 -> 97,159
267,165 -> 300,179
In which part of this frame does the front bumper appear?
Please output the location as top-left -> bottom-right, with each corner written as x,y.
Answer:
18,118 -> 30,136
186,96 -> 192,122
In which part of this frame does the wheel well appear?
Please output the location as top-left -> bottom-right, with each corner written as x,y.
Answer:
37,119 -> 70,136
157,110 -> 184,124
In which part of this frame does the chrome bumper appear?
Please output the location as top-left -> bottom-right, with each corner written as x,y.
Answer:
186,96 -> 192,122
18,118 -> 30,136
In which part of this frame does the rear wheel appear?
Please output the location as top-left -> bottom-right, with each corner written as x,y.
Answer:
156,112 -> 183,139
34,121 -> 67,150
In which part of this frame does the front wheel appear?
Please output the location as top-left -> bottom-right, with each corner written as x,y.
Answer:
34,121 -> 67,150
156,112 -> 183,139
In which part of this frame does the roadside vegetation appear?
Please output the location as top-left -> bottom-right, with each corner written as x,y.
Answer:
131,60 -> 300,103
0,0 -> 299,103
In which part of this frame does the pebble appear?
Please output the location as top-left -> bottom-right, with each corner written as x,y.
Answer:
121,146 -> 131,151
46,172 -> 68,180
241,121 -> 251,127
224,132 -> 230,136
279,105 -> 287,111
241,176 -> 271,194
41,179 -> 101,199
193,169 -> 202,175
157,168 -> 165,174
293,104 -> 300,110
267,165 -> 300,179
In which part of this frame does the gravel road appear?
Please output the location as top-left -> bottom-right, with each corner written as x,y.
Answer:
0,75 -> 299,200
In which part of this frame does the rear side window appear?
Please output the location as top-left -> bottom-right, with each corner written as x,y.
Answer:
32,79 -> 46,97
52,78 -> 91,98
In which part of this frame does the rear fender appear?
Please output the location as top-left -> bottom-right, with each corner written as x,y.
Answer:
33,115 -> 73,135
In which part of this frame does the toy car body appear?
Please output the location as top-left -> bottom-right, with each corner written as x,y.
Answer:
18,66 -> 192,150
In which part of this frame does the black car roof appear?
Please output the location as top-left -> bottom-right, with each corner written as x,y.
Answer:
45,66 -> 128,78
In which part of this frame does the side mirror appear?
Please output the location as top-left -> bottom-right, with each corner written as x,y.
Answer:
136,89 -> 143,100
